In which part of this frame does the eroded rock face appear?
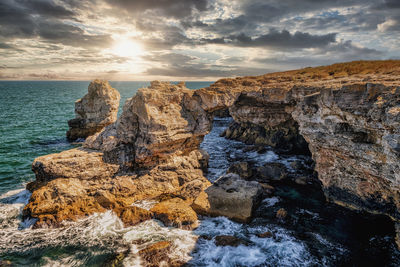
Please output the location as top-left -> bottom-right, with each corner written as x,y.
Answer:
24,147 -> 209,227
66,80 -> 120,141
85,81 -> 211,167
25,82 -> 212,228
293,83 -> 400,221
192,173 -> 263,222
226,91 -> 310,154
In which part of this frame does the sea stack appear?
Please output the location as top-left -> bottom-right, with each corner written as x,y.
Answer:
66,79 -> 120,141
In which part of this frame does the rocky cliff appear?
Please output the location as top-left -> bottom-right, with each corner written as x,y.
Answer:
24,60 -> 400,247
66,80 -> 120,141
25,81 -> 214,228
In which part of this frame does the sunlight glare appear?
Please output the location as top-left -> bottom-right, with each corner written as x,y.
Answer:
111,38 -> 143,59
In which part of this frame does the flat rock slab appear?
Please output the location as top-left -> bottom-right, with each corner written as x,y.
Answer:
192,173 -> 263,222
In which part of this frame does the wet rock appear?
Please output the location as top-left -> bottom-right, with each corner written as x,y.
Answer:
211,108 -> 230,118
255,162 -> 288,182
138,241 -> 172,267
67,80 -> 120,141
276,208 -> 288,219
102,251 -> 129,267
0,260 -> 12,267
294,176 -> 308,185
192,173 -> 263,222
227,161 -> 253,180
290,160 -> 304,170
151,198 -> 198,230
199,235 -> 213,240
256,231 -> 273,238
214,235 -> 249,247
396,223 -> 400,250
259,183 -> 274,195
113,206 -> 153,227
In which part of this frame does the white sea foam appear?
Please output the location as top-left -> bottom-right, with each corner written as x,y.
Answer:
131,199 -> 158,210
190,217 -> 317,267
262,196 -> 280,207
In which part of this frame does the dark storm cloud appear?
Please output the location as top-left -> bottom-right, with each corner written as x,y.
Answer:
106,0 -> 210,18
185,0 -> 377,35
16,0 -> 75,18
37,20 -> 113,48
255,40 -> 383,68
202,30 -> 337,49
0,0 -> 110,48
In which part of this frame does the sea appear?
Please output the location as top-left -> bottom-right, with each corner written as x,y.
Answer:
0,81 -> 399,266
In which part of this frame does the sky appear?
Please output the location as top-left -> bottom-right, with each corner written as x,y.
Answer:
0,0 -> 399,81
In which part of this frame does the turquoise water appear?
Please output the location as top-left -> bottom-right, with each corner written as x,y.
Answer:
0,81 -> 212,194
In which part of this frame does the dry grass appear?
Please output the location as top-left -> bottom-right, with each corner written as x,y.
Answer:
213,60 -> 400,89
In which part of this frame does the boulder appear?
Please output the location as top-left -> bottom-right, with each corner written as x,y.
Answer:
113,206 -> 153,227
138,241 -> 172,267
276,208 -> 288,219
256,231 -> 273,238
214,235 -> 249,247
255,162 -> 288,182
67,80 -> 120,140
150,198 -> 198,230
227,161 -> 253,180
192,173 -> 263,222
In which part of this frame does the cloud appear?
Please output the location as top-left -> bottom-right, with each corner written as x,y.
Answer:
143,53 -> 197,64
17,0 -> 75,18
37,20 -> 113,48
0,0 -> 110,48
105,0 -> 210,18
144,64 -> 270,78
202,29 -> 337,49
0,0 -> 397,80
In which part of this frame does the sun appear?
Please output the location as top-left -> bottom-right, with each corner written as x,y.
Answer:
111,38 -> 143,59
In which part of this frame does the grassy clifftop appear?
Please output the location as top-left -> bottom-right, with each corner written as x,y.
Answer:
213,60 -> 400,89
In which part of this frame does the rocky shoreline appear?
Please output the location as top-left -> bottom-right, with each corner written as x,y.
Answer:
22,61 -> 400,262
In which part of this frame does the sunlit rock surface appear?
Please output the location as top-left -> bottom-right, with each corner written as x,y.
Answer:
66,80 -> 120,141
25,82 -> 211,227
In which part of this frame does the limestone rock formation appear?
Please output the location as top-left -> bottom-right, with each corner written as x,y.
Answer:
293,83 -> 400,221
25,81 -> 211,228
225,90 -> 310,154
66,80 -> 120,141
25,61 -> 400,249
84,81 -> 211,168
192,173 -> 263,222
